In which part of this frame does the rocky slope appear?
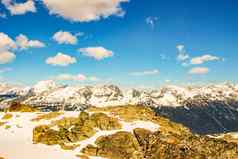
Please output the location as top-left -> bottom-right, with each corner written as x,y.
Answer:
1,105 -> 238,159
0,81 -> 238,134
27,106 -> 238,158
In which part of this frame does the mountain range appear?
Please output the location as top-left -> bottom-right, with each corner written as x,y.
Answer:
1,80 -> 238,134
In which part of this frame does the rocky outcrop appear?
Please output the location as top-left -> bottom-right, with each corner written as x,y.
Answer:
82,131 -> 142,159
32,106 -> 238,158
82,128 -> 238,159
33,112 -> 122,149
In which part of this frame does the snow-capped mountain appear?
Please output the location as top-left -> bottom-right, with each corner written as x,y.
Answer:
1,81 -> 238,109
1,81 -> 238,134
32,80 -> 64,95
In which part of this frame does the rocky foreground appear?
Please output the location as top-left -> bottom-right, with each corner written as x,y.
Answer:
0,104 -> 238,159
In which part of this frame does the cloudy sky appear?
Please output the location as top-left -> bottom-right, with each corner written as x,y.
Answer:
0,0 -> 237,87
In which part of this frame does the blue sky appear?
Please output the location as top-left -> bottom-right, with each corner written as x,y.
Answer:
0,0 -> 237,87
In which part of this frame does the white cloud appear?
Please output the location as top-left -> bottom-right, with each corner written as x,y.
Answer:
176,44 -> 189,61
146,16 -> 158,29
46,53 -> 77,66
53,31 -> 78,45
2,0 -> 36,15
189,67 -> 209,75
16,34 -> 45,50
42,0 -> 129,22
130,69 -> 160,76
79,47 -> 113,60
0,32 -> 16,50
53,73 -> 99,82
0,51 -> 16,64
191,54 -> 221,65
